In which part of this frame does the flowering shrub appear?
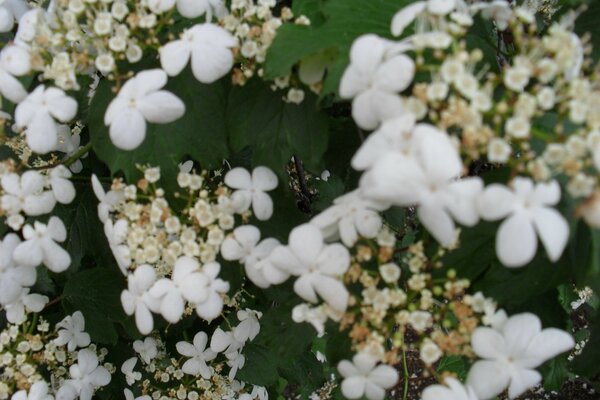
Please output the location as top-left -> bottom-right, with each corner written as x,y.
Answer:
0,0 -> 599,399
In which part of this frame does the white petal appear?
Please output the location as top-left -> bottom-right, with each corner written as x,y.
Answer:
531,207 -> 568,262
293,275 -> 318,303
418,202 -> 456,246
225,167 -> 252,190
47,216 -> 67,241
391,2 -> 426,36
160,41 -> 191,76
13,239 -> 43,267
477,184 -> 517,221
502,313 -> 541,356
252,166 -> 278,191
373,54 -> 415,92
341,376 -> 366,399
221,237 -> 245,261
191,42 -> 234,83
47,93 -> 78,122
496,213 -> 537,267
316,243 -> 349,276
467,360 -> 510,400
160,291 -> 184,323
0,69 -> 27,103
368,364 -> 398,388
26,112 -> 58,154
531,179 -> 560,206
313,275 -> 348,311
428,0 -> 456,15
507,368 -> 541,399
289,224 -> 323,266
40,239 -> 71,272
524,328 -> 574,364
176,0 -> 208,18
337,360 -> 359,378
471,327 -> 506,359
109,109 -> 147,150
52,177 -> 76,204
195,291 -> 223,322
138,91 -> 185,124
252,191 -> 273,221
364,382 -> 386,400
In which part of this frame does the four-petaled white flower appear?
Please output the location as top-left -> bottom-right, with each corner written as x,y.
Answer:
270,224 -> 350,312
233,309 -> 262,343
1,171 -> 56,216
121,264 -> 160,335
54,311 -> 91,352
104,69 -> 185,150
337,352 -> 398,400
210,327 -> 243,355
422,377 -> 478,400
194,261 -> 230,322
150,256 -> 209,323
220,225 -> 286,288
340,34 -> 414,130
104,219 -> 131,275
467,312 -> 574,399
0,233 -> 36,305
0,0 -> 28,32
160,23 -> 237,83
176,0 -> 227,20
14,216 -> 71,272
56,349 -> 111,400
91,174 -> 124,223
361,124 -> 483,246
311,189 -> 387,247
176,331 -> 217,378
49,165 -> 76,204
121,357 -> 142,386
15,85 -> 78,154
10,381 -> 53,400
477,177 -> 569,267
224,166 -> 278,221
55,125 -> 86,173
133,337 -> 158,365
4,288 -> 48,324
0,44 -> 31,103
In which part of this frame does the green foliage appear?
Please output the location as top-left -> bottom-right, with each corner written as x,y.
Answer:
265,0 -> 411,97
437,355 -> 468,381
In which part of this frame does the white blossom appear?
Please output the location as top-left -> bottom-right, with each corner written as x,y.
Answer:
121,357 -> 141,386
14,216 -> 71,272
49,165 -> 76,204
270,224 -> 350,312
340,34 -> 414,130
176,331 -> 217,378
478,177 -> 569,267
0,234 -> 36,305
160,23 -> 237,83
54,311 -> 91,352
194,262 -> 229,322
91,174 -> 124,223
15,85 -> 78,154
224,166 -> 278,220
56,349 -> 111,400
467,313 -> 574,399
121,265 -> 160,335
0,0 -> 28,32
10,381 -> 53,400
422,377 -> 478,400
104,69 -> 185,150
133,337 -> 157,365
176,0 -> 227,20
233,309 -> 262,343
337,352 -> 398,400
1,171 -> 56,216
311,189 -> 387,247
0,45 -> 31,103
4,288 -> 48,324
104,219 -> 131,275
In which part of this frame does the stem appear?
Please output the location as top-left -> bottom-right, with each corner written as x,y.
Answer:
293,155 -> 312,214
64,142 -> 92,167
402,348 -> 410,400
44,296 -> 63,309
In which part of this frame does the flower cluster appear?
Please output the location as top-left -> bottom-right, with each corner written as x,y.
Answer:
0,311 -> 112,400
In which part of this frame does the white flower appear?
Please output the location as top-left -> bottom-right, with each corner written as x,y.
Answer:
194,262 -> 229,322
123,389 -> 151,400
390,2 -> 426,36
56,349 -> 111,400
224,166 -> 278,220
420,339 -> 442,365
49,165 -> 76,204
340,34 -> 414,130
150,256 -> 209,323
422,377 -> 478,400
14,217 -> 71,272
1,171 -> 56,216
378,263 -> 401,284
473,0 -> 513,30
121,357 -> 141,386
133,337 -> 157,364
233,309 -> 262,343
176,331 -> 217,378
270,224 -> 350,311
311,189 -> 387,247
160,23 -> 237,83
146,0 -> 175,14
91,175 -> 124,223
487,138 -> 511,163
104,69 -> 185,150
0,45 -> 31,103
10,381 -> 53,400
0,0 -> 28,32
0,234 -> 36,305
104,219 -> 131,275
210,327 -> 243,355
220,225 -> 286,288
4,288 -> 48,324
15,85 -> 78,154
176,0 -> 227,20
467,313 -> 574,399
54,311 -> 91,352
505,116 -> 530,139
361,124 -> 483,246
477,177 -> 569,267
337,352 -> 398,400
121,265 -> 160,335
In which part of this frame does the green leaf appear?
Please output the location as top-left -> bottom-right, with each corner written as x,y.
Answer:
442,222 -> 497,280
436,355 -> 468,380
226,79 -> 329,173
572,310 -> 600,375
574,1 -> 600,61
89,69 -> 230,189
265,0 -> 411,96
541,355 -> 571,391
312,175 -> 345,212
236,343 -> 280,386
62,267 -> 131,344
278,351 -> 326,396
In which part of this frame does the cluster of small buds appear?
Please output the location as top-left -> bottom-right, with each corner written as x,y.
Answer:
0,312 -> 112,399
570,286 -> 594,310
221,0 -> 311,103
